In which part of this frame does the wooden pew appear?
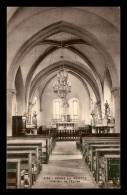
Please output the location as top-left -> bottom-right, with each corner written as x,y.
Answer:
7,141 -> 43,169
7,159 -> 25,189
7,138 -> 48,164
80,134 -> 120,145
81,137 -> 120,151
102,154 -> 120,188
94,148 -> 120,185
82,137 -> 120,144
78,135 -> 120,188
83,140 -> 120,159
7,145 -> 42,185
7,136 -> 52,164
82,136 -> 120,143
86,144 -> 120,171
23,135 -> 53,159
7,146 -> 40,177
7,151 -> 33,188
82,140 -> 120,162
82,137 -> 120,146
77,137 -> 119,151
80,137 -> 120,161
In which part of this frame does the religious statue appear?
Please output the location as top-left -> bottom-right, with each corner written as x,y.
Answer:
104,100 -> 109,115
32,111 -> 38,128
64,114 -> 67,122
108,106 -> 110,116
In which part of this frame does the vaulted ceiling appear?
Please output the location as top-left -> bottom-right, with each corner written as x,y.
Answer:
7,7 -> 120,107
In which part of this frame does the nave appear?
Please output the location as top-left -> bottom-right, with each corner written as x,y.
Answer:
32,141 -> 97,189
7,7 -> 120,190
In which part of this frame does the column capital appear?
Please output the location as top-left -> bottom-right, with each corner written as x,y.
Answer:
111,87 -> 120,97
7,89 -> 16,97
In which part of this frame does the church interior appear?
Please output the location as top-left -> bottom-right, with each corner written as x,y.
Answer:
7,7 -> 120,189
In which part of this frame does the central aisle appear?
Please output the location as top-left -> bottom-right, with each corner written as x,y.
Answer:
33,141 -> 97,189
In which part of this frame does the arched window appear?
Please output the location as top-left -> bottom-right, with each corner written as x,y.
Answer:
53,98 -> 79,121
73,100 -> 77,115
69,98 -> 79,120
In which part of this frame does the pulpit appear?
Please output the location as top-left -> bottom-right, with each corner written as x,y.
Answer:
12,116 -> 24,136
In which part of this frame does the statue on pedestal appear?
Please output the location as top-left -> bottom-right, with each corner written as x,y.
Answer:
104,100 -> 110,115
32,111 -> 38,128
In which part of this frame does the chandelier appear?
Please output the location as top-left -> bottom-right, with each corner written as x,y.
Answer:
53,56 -> 71,100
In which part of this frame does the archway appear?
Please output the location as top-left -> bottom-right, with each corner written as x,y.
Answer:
7,21 -> 119,90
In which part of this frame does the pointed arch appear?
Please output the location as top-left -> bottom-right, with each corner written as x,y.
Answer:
8,21 -> 119,91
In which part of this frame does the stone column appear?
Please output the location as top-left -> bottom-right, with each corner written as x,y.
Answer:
111,88 -> 120,133
7,89 -> 16,136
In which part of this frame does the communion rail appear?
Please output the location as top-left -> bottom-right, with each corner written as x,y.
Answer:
40,130 -> 89,140
39,130 -> 120,141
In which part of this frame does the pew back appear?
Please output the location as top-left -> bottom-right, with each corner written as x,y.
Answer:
95,148 -> 120,184
7,145 -> 41,176
87,144 -> 120,171
7,159 -> 21,189
7,146 -> 39,160
7,136 -> 53,163
7,150 -> 33,187
7,139 -> 49,163
77,135 -> 120,189
100,154 -> 120,188
7,142 -> 42,163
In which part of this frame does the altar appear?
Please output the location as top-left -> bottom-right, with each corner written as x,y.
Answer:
56,122 -> 76,130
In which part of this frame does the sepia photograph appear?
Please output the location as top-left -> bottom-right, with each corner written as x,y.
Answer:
6,6 -> 120,189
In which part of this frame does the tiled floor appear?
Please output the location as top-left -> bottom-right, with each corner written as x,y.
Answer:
32,141 -> 97,189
